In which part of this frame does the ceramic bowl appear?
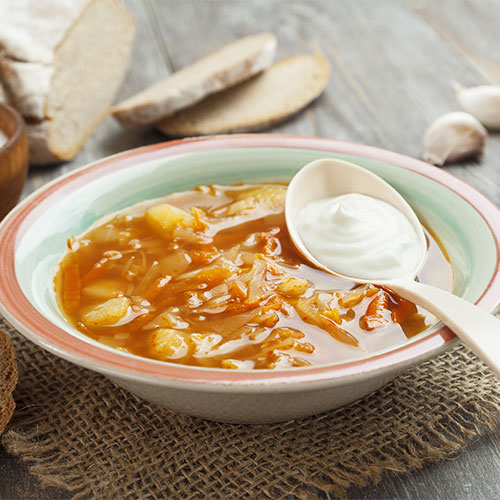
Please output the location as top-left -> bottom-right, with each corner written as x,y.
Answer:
1,135 -> 499,423
0,104 -> 28,220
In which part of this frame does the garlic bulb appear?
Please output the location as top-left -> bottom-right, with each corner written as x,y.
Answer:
422,111 -> 487,166
455,84 -> 500,129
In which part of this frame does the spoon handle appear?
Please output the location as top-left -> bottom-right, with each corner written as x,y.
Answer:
386,280 -> 500,378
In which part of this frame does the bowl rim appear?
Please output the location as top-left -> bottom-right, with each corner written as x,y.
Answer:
0,103 -> 25,154
1,134 -> 499,389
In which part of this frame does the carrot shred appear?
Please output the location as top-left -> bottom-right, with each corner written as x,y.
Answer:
191,207 -> 208,231
62,263 -> 81,313
359,293 -> 390,331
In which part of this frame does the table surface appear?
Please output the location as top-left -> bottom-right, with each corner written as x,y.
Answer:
2,0 -> 500,498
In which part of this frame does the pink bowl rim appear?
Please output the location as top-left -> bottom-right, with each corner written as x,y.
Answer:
1,134 -> 499,387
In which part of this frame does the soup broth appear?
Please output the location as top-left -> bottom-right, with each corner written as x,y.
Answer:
55,184 -> 449,369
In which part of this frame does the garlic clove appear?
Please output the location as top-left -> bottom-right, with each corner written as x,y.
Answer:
422,111 -> 487,166
455,84 -> 500,130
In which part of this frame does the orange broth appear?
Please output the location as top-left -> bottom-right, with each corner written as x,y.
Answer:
55,184 -> 448,369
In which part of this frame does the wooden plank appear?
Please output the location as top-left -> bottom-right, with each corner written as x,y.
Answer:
0,446 -> 70,500
405,0 -> 500,83
347,431 -> 500,500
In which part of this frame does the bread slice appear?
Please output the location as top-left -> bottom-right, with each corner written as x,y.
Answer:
111,33 -> 277,128
0,329 -> 17,435
0,0 -> 136,164
156,54 -> 330,137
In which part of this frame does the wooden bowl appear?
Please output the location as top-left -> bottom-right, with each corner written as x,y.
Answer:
0,104 -> 28,220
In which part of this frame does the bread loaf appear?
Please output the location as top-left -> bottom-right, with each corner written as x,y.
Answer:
0,0 -> 136,164
112,33 -> 277,127
0,329 -> 17,435
157,54 -> 330,137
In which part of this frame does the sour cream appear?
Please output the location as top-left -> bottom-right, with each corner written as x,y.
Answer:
296,193 -> 423,280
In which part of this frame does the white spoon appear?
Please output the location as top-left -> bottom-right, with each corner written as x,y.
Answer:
285,158 -> 500,377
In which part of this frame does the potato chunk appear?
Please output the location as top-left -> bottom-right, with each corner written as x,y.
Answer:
81,279 -> 125,300
180,265 -> 233,284
146,203 -> 196,236
235,186 -> 286,203
150,328 -> 190,359
226,186 -> 286,215
82,297 -> 130,327
277,277 -> 309,297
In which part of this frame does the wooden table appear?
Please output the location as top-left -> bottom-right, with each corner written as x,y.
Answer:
2,0 -> 500,498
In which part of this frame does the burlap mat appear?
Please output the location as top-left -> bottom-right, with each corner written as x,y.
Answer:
1,317 -> 499,500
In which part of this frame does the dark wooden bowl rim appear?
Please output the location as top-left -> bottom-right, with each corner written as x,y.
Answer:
0,103 -> 25,154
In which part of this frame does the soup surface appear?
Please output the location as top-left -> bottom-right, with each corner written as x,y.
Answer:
55,184 -> 449,369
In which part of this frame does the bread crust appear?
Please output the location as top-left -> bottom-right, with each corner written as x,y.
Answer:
26,121 -> 63,164
0,329 -> 17,435
157,54 -> 330,137
112,33 -> 277,127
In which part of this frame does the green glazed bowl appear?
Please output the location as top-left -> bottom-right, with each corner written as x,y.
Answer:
0,135 -> 499,423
